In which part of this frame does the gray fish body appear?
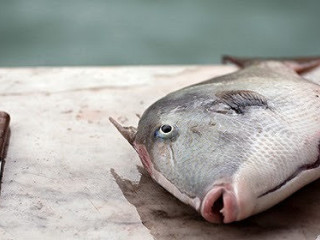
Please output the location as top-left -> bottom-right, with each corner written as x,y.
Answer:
112,60 -> 320,223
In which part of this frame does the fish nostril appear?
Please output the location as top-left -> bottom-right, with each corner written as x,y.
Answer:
211,194 -> 224,221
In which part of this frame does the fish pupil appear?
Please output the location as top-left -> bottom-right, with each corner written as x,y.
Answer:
161,125 -> 172,133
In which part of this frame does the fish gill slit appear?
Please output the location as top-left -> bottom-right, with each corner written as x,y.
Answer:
168,144 -> 176,167
258,146 -> 320,198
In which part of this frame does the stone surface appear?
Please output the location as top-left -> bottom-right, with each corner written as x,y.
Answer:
0,65 -> 319,240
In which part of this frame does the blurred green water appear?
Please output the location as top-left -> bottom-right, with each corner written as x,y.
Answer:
0,0 -> 320,66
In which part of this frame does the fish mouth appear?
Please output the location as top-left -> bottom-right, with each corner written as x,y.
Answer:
200,185 -> 239,223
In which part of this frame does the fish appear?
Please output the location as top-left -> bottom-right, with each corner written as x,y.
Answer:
110,56 -> 320,223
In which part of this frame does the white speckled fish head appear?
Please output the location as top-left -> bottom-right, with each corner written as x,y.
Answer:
134,88 -> 264,223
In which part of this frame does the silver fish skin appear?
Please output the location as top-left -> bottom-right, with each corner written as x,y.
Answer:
111,58 -> 320,223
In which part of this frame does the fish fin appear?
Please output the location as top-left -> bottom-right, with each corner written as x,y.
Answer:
222,56 -> 253,68
109,117 -> 137,146
222,55 -> 320,75
211,90 -> 268,114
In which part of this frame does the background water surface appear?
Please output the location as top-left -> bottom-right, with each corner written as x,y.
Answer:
1,0 -> 320,66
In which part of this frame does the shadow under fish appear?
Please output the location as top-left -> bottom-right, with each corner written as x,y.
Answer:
111,167 -> 320,240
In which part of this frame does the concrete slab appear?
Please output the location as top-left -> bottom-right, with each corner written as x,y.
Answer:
0,65 -> 319,240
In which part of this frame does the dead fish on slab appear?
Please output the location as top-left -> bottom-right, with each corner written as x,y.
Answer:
110,56 -> 320,223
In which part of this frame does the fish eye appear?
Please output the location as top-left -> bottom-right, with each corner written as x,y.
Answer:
160,124 -> 172,134
155,124 -> 178,140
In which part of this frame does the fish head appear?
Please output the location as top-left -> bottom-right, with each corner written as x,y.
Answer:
129,90 -> 246,224
111,89 -> 264,223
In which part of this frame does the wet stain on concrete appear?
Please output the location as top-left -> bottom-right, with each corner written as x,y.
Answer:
112,167 -> 320,240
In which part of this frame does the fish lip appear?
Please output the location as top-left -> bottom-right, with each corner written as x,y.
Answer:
200,184 -> 239,224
